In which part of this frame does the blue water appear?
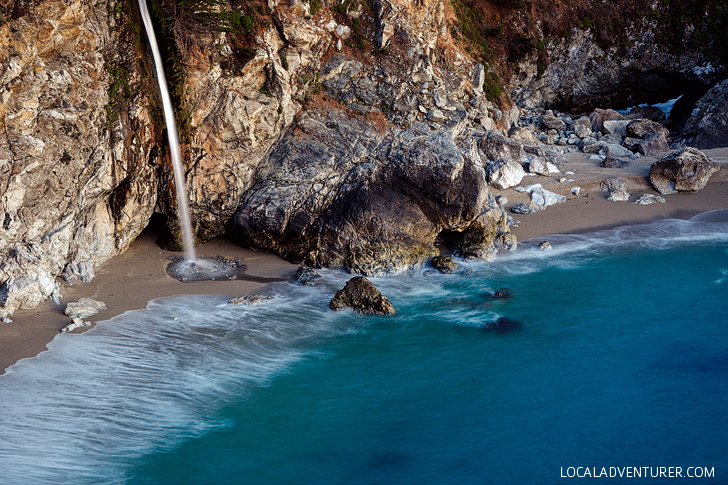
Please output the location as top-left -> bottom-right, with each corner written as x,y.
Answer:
1,211 -> 727,484
617,95 -> 683,118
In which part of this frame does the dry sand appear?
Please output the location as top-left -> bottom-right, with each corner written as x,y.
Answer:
1,148 -> 727,374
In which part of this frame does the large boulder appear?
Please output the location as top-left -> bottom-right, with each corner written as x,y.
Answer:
627,119 -> 669,139
589,109 -> 625,133
529,157 -> 560,176
573,116 -> 593,139
626,106 -> 666,122
487,159 -> 526,189
649,148 -> 721,194
478,131 -> 525,162
231,111 -> 512,275
541,111 -> 565,131
329,277 -> 395,315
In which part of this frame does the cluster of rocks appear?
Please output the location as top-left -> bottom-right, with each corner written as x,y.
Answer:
60,298 -> 107,333
514,107 -> 670,158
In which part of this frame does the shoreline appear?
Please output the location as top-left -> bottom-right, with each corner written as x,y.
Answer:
2,149 -> 727,374
0,234 -> 299,375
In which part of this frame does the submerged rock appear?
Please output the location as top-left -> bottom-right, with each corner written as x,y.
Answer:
483,317 -> 522,334
329,277 -> 396,315
486,289 -> 513,299
539,241 -> 552,250
295,267 -> 322,286
64,298 -> 107,320
228,295 -> 275,306
431,256 -> 459,274
649,148 -> 720,195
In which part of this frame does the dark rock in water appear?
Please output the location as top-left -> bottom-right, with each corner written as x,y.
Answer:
431,256 -> 459,274
295,266 -> 322,286
329,277 -> 396,315
649,148 -> 720,195
626,106 -> 666,122
166,256 -> 247,282
600,155 -> 631,168
483,317 -> 522,333
538,241 -> 552,251
485,289 -> 513,300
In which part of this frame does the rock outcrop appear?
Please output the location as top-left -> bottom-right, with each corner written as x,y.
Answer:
231,110 -> 513,275
680,77 -> 728,149
649,148 -> 720,195
431,255 -> 459,274
1,1 -> 157,320
329,276 -> 395,315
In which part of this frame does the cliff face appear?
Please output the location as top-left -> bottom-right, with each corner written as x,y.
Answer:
0,0 -> 157,320
1,0 -> 726,318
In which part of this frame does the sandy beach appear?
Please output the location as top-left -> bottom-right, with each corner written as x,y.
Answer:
0,233 -> 299,374
1,148 -> 727,374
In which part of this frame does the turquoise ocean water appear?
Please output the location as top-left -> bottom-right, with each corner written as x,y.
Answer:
1,210 -> 727,484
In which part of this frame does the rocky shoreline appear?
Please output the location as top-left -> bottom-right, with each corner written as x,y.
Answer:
2,1 -> 728,326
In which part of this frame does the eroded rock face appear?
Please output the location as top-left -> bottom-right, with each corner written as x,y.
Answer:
511,27 -> 721,113
329,276 -> 395,315
231,110 -> 512,275
649,148 -> 720,194
0,1 -> 158,320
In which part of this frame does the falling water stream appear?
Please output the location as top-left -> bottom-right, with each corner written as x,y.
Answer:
138,0 -> 197,261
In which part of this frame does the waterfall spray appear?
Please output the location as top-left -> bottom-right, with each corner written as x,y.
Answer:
137,0 -> 197,262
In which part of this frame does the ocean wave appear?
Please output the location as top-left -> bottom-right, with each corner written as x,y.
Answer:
0,288 -> 359,484
1,209 -> 726,482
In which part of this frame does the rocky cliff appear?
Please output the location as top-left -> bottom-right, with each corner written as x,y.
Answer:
1,0 -> 726,319
1,0 -> 157,320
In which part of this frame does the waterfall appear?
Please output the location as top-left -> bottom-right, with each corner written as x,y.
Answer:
137,0 -> 197,261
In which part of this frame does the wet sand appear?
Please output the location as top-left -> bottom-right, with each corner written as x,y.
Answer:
1,148 -> 727,374
0,233 -> 298,374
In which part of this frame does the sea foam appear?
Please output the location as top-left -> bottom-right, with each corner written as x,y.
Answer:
1,210 -> 727,483
0,287 -> 357,484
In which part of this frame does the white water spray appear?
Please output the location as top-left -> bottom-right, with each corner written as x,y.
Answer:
138,0 -> 197,261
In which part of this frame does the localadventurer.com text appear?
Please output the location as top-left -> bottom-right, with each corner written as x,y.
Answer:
561,466 -> 715,479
